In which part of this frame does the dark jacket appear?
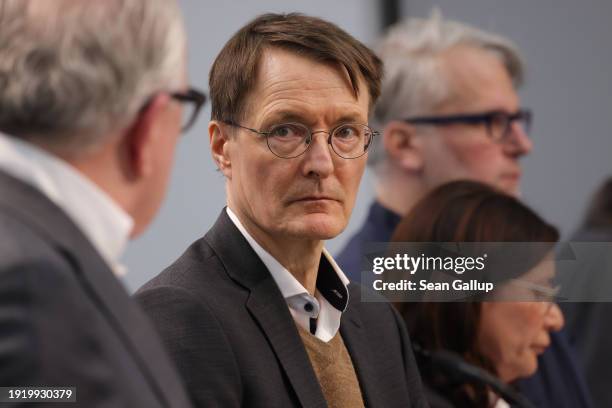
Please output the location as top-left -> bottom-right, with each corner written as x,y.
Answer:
135,209 -> 428,408
0,170 -> 193,408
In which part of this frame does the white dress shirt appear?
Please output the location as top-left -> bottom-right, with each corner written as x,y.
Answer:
0,132 -> 133,276
226,207 -> 350,342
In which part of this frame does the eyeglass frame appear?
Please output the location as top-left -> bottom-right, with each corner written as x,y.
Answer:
223,120 -> 379,159
509,279 -> 564,314
169,87 -> 207,132
403,109 -> 532,143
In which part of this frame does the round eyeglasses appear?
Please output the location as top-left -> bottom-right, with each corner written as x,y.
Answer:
224,121 -> 378,159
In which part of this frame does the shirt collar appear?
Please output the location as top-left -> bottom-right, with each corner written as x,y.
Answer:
226,207 -> 349,311
0,132 -> 134,276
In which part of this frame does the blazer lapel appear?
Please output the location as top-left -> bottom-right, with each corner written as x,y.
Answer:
247,285 -> 328,408
0,171 -> 188,408
205,209 -> 327,408
340,291 -> 386,408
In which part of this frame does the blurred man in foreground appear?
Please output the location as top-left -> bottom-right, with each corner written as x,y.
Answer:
0,1 -> 204,406
137,13 -> 427,408
336,12 -> 592,408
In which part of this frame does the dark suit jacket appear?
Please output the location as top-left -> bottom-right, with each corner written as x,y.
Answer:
336,201 -> 401,283
0,170 -> 193,408
136,209 -> 428,408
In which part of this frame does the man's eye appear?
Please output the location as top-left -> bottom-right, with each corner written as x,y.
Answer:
490,114 -> 508,130
335,125 -> 359,139
269,124 -> 305,138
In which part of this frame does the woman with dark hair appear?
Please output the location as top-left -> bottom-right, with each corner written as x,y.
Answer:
391,180 -> 564,408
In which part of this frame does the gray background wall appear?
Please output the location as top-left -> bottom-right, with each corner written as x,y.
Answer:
122,0 -> 612,292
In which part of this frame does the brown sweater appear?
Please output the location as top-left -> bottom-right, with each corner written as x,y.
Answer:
297,326 -> 365,408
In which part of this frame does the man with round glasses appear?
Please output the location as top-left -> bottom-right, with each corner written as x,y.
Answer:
337,12 -> 592,408
136,13 -> 427,408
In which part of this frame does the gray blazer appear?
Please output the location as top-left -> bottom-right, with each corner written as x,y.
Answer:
136,209 -> 428,408
0,170 -> 193,408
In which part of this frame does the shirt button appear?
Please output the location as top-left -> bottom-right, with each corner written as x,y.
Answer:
304,302 -> 314,313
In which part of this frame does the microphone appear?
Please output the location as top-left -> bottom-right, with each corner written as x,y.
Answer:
414,345 -> 536,408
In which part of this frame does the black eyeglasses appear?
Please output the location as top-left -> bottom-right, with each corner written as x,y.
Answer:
170,88 -> 207,132
224,121 -> 378,159
404,109 -> 532,143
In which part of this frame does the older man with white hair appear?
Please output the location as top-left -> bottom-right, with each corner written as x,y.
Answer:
336,12 -> 593,408
0,1 -> 204,406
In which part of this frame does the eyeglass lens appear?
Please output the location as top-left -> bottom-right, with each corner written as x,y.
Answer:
489,111 -> 531,141
265,123 -> 372,159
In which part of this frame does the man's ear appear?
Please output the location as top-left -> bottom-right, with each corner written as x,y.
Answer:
209,120 -> 232,178
125,93 -> 171,179
382,121 -> 424,172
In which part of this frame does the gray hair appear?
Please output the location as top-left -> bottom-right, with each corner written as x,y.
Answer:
0,0 -> 186,153
368,10 -> 525,170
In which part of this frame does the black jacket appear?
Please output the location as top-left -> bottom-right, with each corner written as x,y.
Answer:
136,209 -> 428,408
0,170 -> 193,408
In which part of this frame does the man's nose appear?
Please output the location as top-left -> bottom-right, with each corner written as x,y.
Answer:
301,131 -> 334,179
504,121 -> 533,157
